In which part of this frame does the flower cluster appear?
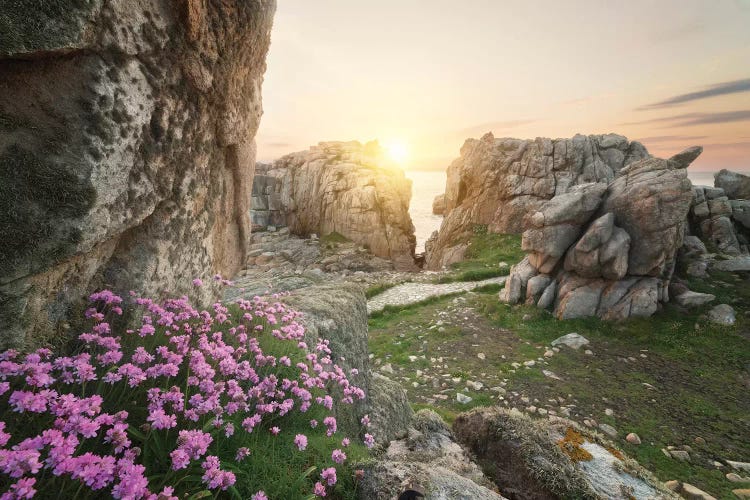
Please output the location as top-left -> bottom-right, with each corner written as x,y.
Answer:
0,280 -> 370,499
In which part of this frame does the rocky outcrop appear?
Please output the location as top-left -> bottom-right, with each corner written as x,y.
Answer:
433,193 -> 446,215
688,179 -> 749,256
0,1 -> 276,349
501,148 -> 699,320
715,169 -> 750,200
250,162 -> 285,229
453,407 -> 677,500
252,141 -> 418,270
426,133 -> 649,269
359,410 -> 506,500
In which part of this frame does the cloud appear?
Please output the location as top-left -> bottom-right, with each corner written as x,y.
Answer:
621,110 -> 750,127
636,135 -> 708,143
456,119 -> 535,136
638,78 -> 750,110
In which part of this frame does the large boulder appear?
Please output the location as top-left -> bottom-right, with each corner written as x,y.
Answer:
433,193 -> 446,215
689,185 -> 746,255
0,1 -> 276,350
715,169 -> 750,200
254,141 -> 418,270
425,133 -> 649,269
522,182 -> 607,273
501,147 -> 700,320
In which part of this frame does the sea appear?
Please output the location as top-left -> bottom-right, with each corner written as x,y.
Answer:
405,169 -> 745,253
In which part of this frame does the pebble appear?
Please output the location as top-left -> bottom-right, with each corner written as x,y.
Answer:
543,350 -> 554,358
728,460 -> 750,472
584,349 -> 594,355
626,433 -> 641,445
605,408 -> 614,416
727,472 -> 750,483
537,408 -> 548,416
694,436 -> 706,445
523,360 -> 536,367
381,363 -> 394,374
466,380 -> 483,391
526,406 -> 537,413
669,450 -> 690,462
598,423 -> 618,438
477,352 -> 486,360
542,370 -> 561,380
456,393 -> 473,404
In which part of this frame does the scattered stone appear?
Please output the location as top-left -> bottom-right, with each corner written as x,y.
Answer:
523,360 -> 536,367
522,314 -> 532,321
669,450 -> 690,462
551,333 -> 590,350
543,350 -> 554,358
526,406 -> 537,414
707,304 -> 736,326
674,291 -> 716,307
584,350 -> 594,356
542,370 -> 561,380
477,352 -> 486,360
604,408 -> 614,417
728,461 -> 750,473
733,489 -> 750,499
381,363 -> 395,374
727,473 -> 750,483
456,393 -> 473,404
694,437 -> 706,445
598,423 -> 617,438
626,433 -> 641,445
466,381 -> 484,391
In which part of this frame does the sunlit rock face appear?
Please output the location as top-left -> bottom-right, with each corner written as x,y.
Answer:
426,133 -> 649,270
499,148 -> 700,320
0,1 -> 276,349
255,141 -> 418,270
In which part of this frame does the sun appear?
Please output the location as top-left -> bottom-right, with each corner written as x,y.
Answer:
384,139 -> 409,164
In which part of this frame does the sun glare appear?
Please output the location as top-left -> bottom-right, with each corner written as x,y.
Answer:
384,140 -> 409,164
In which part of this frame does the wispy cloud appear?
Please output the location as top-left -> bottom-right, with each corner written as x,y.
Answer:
637,135 -> 708,143
456,119 -> 535,136
638,78 -> 750,110
622,110 -> 750,127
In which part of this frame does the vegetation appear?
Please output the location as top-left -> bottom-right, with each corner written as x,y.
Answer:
363,283 -> 397,299
436,227 -> 523,283
369,265 -> 750,498
0,280 -> 372,499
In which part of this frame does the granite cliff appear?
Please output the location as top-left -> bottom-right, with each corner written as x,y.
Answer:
250,141 -> 418,270
0,0 -> 276,349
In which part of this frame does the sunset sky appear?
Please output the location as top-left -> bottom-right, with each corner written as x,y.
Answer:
256,0 -> 750,172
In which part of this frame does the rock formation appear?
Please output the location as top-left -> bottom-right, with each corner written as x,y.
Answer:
715,169 -> 750,201
500,147 -> 700,320
432,193 -> 446,215
0,1 -> 276,349
251,141 -> 418,270
688,175 -> 750,256
426,133 -> 650,269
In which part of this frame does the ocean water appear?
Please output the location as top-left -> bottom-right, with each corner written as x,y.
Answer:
405,169 -> 745,253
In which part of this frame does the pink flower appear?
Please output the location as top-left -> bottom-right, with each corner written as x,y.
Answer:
331,449 -> 346,464
251,492 -> 268,500
341,437 -> 350,447
235,447 -> 251,461
294,434 -> 308,451
321,466 -> 337,486
364,433 -> 375,449
5,477 -> 36,499
270,426 -> 280,435
192,278 -> 203,287
313,481 -> 327,497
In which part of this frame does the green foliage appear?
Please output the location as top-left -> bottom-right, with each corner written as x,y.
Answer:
320,232 -> 350,245
437,231 -> 523,283
364,283 -> 397,299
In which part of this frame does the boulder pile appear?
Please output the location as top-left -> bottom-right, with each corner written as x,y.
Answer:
500,147 -> 701,320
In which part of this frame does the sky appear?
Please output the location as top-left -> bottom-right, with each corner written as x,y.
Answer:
256,0 -> 750,172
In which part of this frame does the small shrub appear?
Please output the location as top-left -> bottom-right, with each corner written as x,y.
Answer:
0,278 -> 373,499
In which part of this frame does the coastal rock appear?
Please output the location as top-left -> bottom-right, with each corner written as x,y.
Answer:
522,183 -> 608,273
0,1 -> 276,349
564,213 -> 631,280
359,410 -> 505,500
425,133 -> 650,269
673,291 -> 715,307
433,194 -> 447,215
707,304 -> 736,326
715,169 -> 750,200
252,142 -> 418,270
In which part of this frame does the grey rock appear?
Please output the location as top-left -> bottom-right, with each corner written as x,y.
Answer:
537,281 -> 557,310
526,274 -> 552,305
368,373 -> 414,445
715,169 -> 750,200
681,235 -> 708,256
0,1 -> 276,350
564,213 -> 630,280
674,291 -> 715,307
713,256 -> 750,272
707,304 -> 736,326
551,332 -> 590,350
598,423 -> 618,438
669,146 -> 703,168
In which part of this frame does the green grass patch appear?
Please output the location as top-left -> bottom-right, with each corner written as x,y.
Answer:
321,231 -> 351,245
364,283 -> 397,299
437,230 -> 523,283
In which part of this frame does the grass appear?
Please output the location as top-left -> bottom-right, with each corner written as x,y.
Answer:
320,232 -> 351,246
364,283 -> 397,299
368,251 -> 750,498
436,227 -> 524,283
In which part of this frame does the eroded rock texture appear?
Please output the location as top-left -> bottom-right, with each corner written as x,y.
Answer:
501,148 -> 699,320
252,141 -> 418,270
0,1 -> 276,349
426,133 -> 649,269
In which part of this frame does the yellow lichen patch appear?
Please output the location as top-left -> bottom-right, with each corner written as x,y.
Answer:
557,427 -> 593,463
607,446 -> 625,461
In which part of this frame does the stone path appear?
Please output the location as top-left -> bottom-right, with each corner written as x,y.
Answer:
366,276 -> 506,314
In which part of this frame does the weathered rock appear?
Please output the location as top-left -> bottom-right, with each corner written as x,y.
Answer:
537,281 -> 557,310
368,373 -> 414,444
454,407 -> 676,500
522,183 -> 608,273
254,141 -> 418,270
713,256 -> 750,272
359,410 -> 505,500
715,169 -> 750,200
601,153 -> 696,277
433,193 -> 447,215
564,213 -> 630,280
555,273 -> 659,321
426,133 -> 650,269
626,433 -> 642,445
0,1 -> 276,349
681,235 -> 708,257
707,304 -> 736,326
664,481 -> 717,500
551,332 -> 590,350
498,256 -> 537,303
674,291 -> 715,307
525,274 -> 552,305
688,184 -> 748,256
